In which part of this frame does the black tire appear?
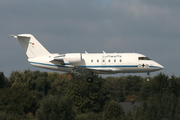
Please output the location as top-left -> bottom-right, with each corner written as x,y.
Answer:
87,77 -> 93,82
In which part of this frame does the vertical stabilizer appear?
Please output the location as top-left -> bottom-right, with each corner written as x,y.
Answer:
13,34 -> 50,58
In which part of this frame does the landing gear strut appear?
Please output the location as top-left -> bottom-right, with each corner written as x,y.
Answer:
87,72 -> 93,82
147,72 -> 150,81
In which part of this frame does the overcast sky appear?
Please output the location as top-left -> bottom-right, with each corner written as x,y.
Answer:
1,0 -> 180,77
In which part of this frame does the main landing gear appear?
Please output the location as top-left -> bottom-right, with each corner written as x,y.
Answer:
87,72 -> 93,82
87,77 -> 93,82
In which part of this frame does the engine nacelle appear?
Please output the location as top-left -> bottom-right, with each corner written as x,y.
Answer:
65,53 -> 82,64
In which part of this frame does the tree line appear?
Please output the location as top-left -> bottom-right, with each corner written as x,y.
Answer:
0,70 -> 180,120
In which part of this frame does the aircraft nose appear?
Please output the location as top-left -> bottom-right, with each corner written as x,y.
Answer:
156,63 -> 164,70
159,64 -> 164,69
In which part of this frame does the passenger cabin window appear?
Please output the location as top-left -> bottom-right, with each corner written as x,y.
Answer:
91,59 -> 93,62
108,59 -> 111,62
114,59 -> 116,62
97,59 -> 99,62
138,57 -> 151,60
120,59 -> 122,62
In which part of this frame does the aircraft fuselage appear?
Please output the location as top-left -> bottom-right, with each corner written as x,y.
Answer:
12,34 -> 164,81
29,52 -> 164,74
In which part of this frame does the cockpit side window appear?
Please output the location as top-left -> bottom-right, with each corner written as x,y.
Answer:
138,57 -> 151,60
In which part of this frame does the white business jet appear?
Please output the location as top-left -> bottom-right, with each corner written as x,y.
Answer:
12,34 -> 164,82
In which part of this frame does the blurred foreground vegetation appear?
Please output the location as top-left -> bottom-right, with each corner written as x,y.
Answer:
0,70 -> 180,120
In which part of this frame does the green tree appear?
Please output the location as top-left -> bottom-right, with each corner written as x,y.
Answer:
103,100 -> 124,119
66,74 -> 111,114
0,87 -> 38,117
105,77 -> 125,102
48,72 -> 71,96
0,72 -> 11,88
123,75 -> 143,101
9,70 -> 51,99
105,75 -> 143,102
76,112 -> 103,120
139,73 -> 178,100
0,111 -> 26,120
130,73 -> 180,120
36,95 -> 75,120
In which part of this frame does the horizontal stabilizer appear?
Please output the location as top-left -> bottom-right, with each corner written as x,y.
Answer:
10,35 -> 17,38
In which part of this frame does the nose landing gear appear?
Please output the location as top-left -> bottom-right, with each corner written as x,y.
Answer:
147,72 -> 150,81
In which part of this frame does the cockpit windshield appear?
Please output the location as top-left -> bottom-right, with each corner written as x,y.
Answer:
138,57 -> 151,60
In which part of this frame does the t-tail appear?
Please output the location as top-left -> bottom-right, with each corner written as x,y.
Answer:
11,34 -> 72,71
12,34 -> 50,58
